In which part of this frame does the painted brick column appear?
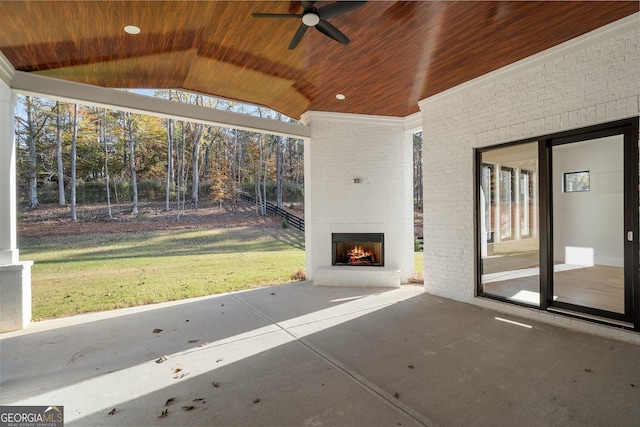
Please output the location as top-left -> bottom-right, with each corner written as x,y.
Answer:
302,111 -> 414,286
0,79 -> 32,332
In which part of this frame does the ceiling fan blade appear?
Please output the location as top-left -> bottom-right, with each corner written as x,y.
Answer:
289,23 -> 309,49
252,13 -> 302,18
317,1 -> 367,19
315,19 -> 350,45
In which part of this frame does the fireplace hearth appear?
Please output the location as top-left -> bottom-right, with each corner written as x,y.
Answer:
332,233 -> 384,267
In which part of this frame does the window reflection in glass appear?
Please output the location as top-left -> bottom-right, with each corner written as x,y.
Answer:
479,142 -> 540,306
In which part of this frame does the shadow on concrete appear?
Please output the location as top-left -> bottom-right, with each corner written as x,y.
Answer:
2,282 -> 640,426
0,283 -> 386,403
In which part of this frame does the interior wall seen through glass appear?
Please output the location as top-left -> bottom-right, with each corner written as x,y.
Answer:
479,142 -> 540,306
551,135 -> 625,314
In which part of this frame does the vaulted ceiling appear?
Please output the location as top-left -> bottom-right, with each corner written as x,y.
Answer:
0,1 -> 637,119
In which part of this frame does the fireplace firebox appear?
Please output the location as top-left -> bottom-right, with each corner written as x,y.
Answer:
332,233 -> 384,267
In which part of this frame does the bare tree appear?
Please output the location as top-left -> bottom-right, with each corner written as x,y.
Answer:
70,104 -> 78,222
413,132 -> 423,210
23,96 -> 52,208
100,109 -> 112,219
255,130 -> 274,216
55,102 -> 66,205
276,135 -> 283,208
127,112 -> 138,215
165,118 -> 174,211
176,121 -> 187,219
189,122 -> 204,208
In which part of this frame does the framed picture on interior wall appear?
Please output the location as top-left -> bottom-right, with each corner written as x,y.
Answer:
563,170 -> 590,193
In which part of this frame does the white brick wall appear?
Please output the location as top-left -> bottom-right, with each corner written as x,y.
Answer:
419,15 -> 639,304
302,112 -> 414,285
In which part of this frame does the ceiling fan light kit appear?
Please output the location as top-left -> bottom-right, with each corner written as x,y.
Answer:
252,1 -> 367,49
302,13 -> 320,27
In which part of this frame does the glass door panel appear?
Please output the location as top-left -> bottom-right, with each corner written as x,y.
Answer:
479,142 -> 540,306
551,135 -> 625,314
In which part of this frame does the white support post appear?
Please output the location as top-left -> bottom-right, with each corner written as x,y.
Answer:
0,80 -> 32,332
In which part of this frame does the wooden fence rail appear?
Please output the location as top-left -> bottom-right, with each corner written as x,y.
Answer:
239,193 -> 305,232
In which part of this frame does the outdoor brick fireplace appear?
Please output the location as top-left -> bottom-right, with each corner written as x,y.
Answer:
332,233 -> 384,267
302,111 -> 415,288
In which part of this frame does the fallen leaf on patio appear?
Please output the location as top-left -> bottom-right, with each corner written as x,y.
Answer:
158,409 -> 168,419
153,328 -> 163,334
270,292 -> 275,296
188,340 -> 199,343
164,398 -> 174,406
155,356 -> 168,364
173,373 -> 190,379
408,365 -> 414,369
253,398 -> 261,404
107,408 -> 116,415
174,368 -> 182,373
584,368 -> 592,373
181,406 -> 195,411
394,392 -> 400,398
193,398 -> 204,402
212,381 -> 220,388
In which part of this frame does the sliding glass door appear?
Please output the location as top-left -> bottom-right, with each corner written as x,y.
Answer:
549,130 -> 634,322
477,118 -> 639,329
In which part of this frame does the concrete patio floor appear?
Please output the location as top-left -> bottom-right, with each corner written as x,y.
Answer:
1,282 -> 639,426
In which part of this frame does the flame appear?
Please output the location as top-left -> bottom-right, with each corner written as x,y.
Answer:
348,246 -> 368,257
346,245 -> 375,264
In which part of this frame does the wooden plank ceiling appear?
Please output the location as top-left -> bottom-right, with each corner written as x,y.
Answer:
0,1 -> 637,119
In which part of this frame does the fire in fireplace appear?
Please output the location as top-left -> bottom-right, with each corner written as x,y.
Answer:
332,233 -> 384,267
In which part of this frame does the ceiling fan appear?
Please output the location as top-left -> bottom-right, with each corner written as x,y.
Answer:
252,1 -> 367,49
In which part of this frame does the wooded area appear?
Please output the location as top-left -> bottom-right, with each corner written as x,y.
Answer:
14,91 -> 423,219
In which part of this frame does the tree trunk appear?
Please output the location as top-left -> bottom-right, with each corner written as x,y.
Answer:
256,134 -> 265,216
413,132 -> 423,210
55,102 -> 66,206
70,104 -> 78,222
177,122 -> 186,219
262,137 -> 270,216
128,113 -> 138,215
190,123 -> 203,208
102,110 -> 112,219
276,136 -> 283,208
165,118 -> 173,211
26,97 -> 39,208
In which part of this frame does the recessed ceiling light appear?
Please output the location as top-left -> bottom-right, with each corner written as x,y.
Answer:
336,94 -> 346,100
124,25 -> 141,35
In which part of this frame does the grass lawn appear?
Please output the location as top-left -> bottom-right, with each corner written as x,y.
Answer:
21,224 -> 425,320
21,227 -> 306,320
415,251 -> 424,274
